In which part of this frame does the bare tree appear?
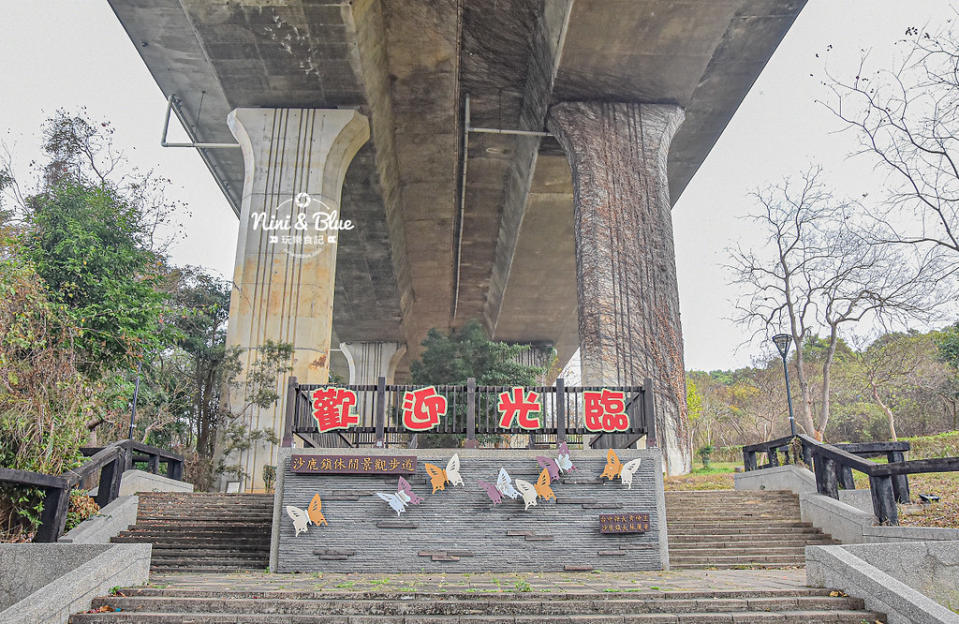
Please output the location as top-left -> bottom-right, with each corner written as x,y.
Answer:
823,23 -> 959,265
854,331 -> 947,440
730,167 -> 834,437
730,167 -> 943,439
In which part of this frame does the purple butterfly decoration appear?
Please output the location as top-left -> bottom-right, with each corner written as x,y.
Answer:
536,456 -> 560,480
477,479 -> 503,505
397,476 -> 424,505
557,442 -> 576,473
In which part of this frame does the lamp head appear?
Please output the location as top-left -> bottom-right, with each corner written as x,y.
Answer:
772,333 -> 792,359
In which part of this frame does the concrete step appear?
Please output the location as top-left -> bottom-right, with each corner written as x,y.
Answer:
115,588 -> 840,600
669,555 -> 806,569
111,537 -> 270,548
668,546 -> 807,556
667,537 -> 834,548
70,611 -> 887,623
121,523 -> 272,533
667,524 -> 819,534
666,490 -> 799,501
82,595 -> 868,617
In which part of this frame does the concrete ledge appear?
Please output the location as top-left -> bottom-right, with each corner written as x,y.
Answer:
91,469 -> 193,497
838,487 -> 874,513
864,525 -> 959,542
736,465 -> 959,544
0,543 -> 150,624
59,495 -> 138,544
734,464 -> 816,495
807,543 -> 959,624
800,491 -> 874,544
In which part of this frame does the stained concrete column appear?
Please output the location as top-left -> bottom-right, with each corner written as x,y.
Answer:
548,102 -> 691,475
339,341 -> 406,385
224,108 -> 370,491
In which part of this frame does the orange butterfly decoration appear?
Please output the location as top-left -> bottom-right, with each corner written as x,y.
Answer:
601,449 -> 622,480
424,462 -> 448,493
533,467 -> 555,502
307,492 -> 327,526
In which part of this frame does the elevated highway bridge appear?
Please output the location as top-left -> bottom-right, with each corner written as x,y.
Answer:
109,0 -> 806,488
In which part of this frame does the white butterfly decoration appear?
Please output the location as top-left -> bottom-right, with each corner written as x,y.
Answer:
496,467 -> 521,499
556,441 -> 576,473
376,490 -> 412,517
514,478 -> 538,510
286,494 -> 327,537
286,506 -> 310,537
445,453 -> 464,487
620,458 -> 643,490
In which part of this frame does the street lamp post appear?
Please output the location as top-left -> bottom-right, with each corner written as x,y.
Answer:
129,360 -> 143,440
772,334 -> 797,437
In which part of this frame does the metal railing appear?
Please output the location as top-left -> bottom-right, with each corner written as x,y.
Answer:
284,376 -> 656,450
742,434 -> 959,525
0,440 -> 185,542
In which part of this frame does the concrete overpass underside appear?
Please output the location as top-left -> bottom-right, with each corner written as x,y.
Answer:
109,0 -> 805,485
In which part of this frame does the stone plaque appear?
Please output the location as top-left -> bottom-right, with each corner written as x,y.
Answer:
291,454 -> 416,474
599,512 -> 650,534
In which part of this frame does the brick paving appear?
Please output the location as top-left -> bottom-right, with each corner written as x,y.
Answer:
149,568 -> 809,595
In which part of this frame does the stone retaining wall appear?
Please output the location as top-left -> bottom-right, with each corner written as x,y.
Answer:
271,448 -> 667,573
0,543 -> 150,624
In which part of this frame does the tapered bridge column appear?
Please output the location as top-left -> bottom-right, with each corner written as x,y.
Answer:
224,108 -> 370,491
548,102 -> 691,475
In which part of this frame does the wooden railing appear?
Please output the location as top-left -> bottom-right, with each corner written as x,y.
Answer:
742,435 -> 959,525
285,376 -> 656,450
0,440 -> 185,542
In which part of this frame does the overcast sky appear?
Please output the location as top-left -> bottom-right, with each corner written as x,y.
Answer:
1,0 -> 955,373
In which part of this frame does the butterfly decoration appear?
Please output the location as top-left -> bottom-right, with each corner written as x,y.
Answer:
477,479 -> 503,505
307,492 -> 328,526
397,476 -> 424,505
496,467 -> 521,500
601,449 -> 622,480
620,458 -> 642,490
556,441 -> 576,473
424,453 -> 464,493
286,493 -> 327,537
535,456 -> 560,481
376,476 -> 423,517
514,478 -> 538,510
376,490 -> 411,517
533,467 -> 556,502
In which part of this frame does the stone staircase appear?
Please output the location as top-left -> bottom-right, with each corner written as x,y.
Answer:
111,492 -> 273,573
70,587 -> 884,623
666,489 -> 837,569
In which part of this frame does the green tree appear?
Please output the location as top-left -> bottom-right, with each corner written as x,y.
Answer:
411,321 -> 544,386
0,237 -> 100,539
410,320 -> 545,447
24,182 -> 171,375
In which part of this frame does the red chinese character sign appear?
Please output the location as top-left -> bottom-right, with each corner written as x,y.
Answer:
497,387 -> 542,429
311,388 -> 359,433
402,386 -> 447,431
583,389 -> 630,432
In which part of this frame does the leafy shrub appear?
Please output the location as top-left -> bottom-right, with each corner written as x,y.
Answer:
697,445 -> 714,469
65,490 -> 100,531
0,245 -> 100,541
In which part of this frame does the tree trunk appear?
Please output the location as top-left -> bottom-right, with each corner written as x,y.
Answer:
870,383 -> 898,441
792,339 -> 815,436
817,325 -> 840,439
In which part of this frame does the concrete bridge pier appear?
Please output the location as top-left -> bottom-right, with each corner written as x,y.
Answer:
222,108 -> 370,492
548,102 -> 691,475
339,341 -> 406,385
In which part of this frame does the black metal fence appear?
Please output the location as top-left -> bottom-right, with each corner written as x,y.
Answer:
0,440 -> 185,542
284,376 -> 656,450
742,434 -> 959,525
